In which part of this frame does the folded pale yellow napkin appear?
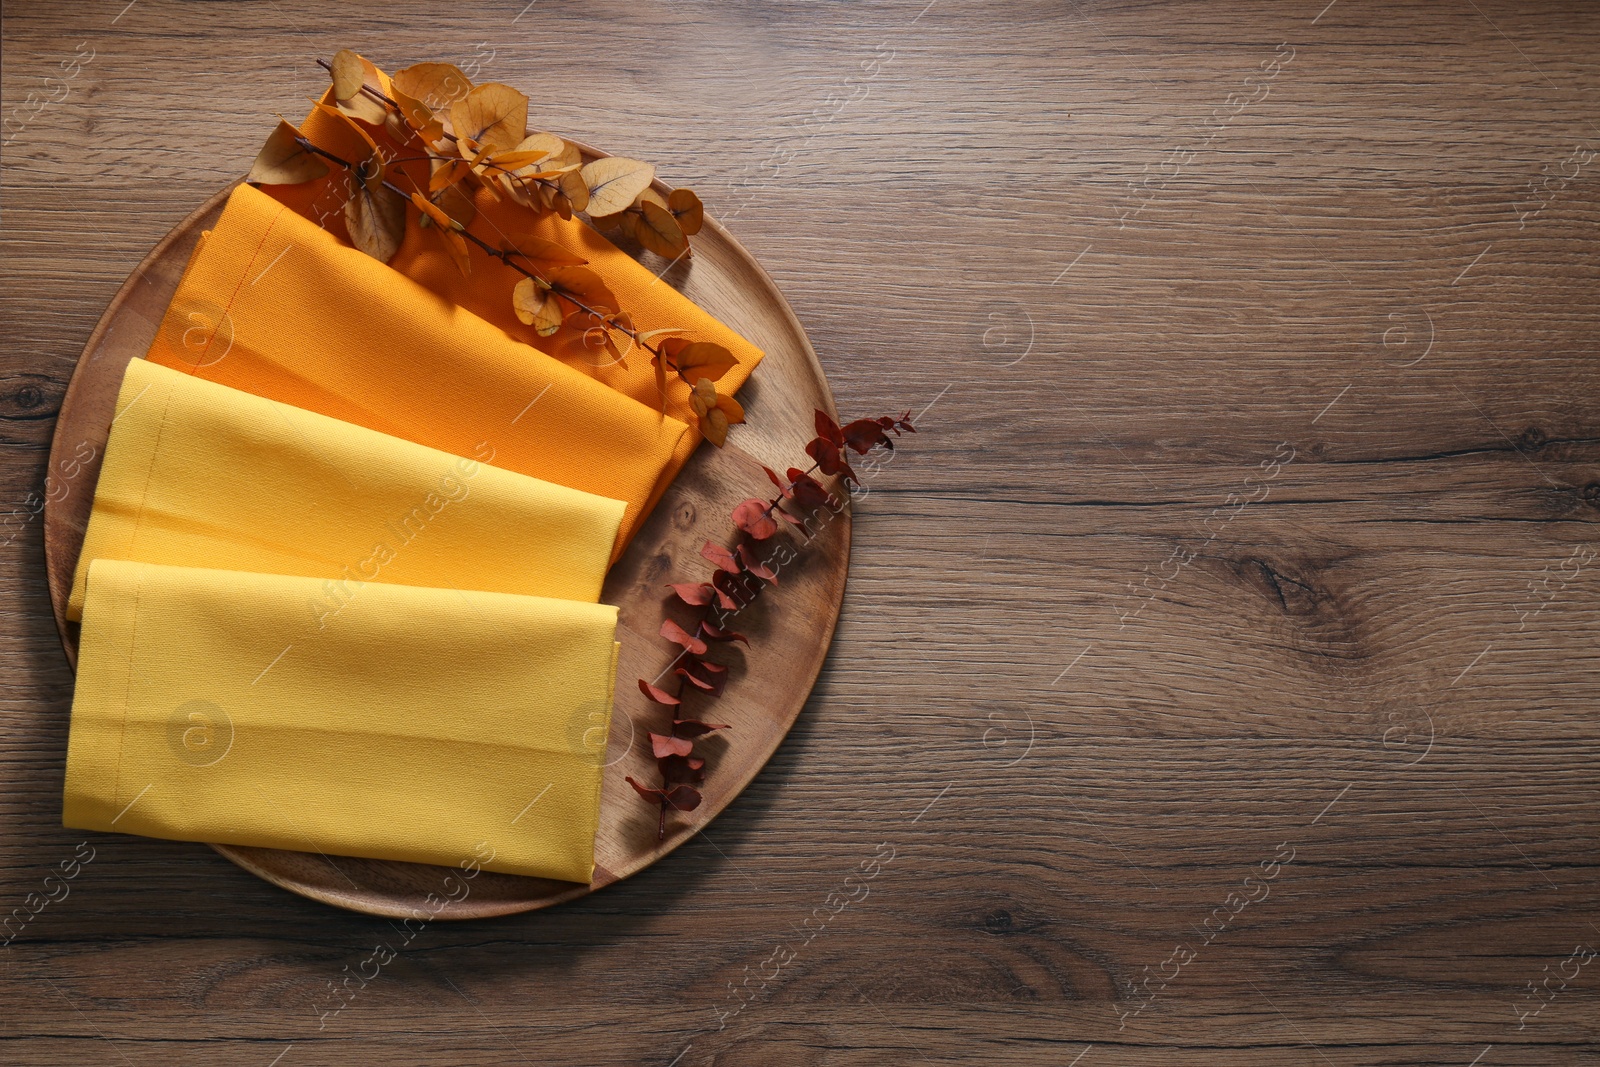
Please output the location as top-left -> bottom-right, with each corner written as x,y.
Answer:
67,359 -> 625,622
64,559 -> 618,883
146,184 -> 689,557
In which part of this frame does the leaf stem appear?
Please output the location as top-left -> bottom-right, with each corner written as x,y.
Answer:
294,137 -> 665,362
642,433 -> 895,839
317,60 -> 605,218
762,460 -> 823,519
312,58 -> 683,399
316,58 -> 440,135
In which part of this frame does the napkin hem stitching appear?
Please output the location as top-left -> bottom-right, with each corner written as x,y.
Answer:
197,203 -> 285,371
108,561 -> 145,812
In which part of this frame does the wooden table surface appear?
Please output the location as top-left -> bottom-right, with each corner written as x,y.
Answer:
4,1 -> 1598,1064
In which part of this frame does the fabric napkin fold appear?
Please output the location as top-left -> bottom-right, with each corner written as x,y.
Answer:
263,78 -> 766,527
64,559 -> 618,883
145,183 -> 688,555
67,359 -> 625,621
270,91 -> 767,412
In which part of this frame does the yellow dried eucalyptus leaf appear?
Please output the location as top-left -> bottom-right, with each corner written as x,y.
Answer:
498,171 -> 538,209
494,133 -> 563,176
689,377 -> 717,415
548,265 -> 618,318
392,62 -> 473,113
439,227 -> 471,276
636,198 -> 688,259
511,276 -> 542,321
488,148 -> 551,171
392,85 -> 444,144
358,153 -> 385,195
436,182 -> 477,227
312,99 -> 379,154
506,132 -> 565,174
330,50 -> 388,125
330,50 -> 366,102
601,328 -> 626,365
668,188 -> 705,236
580,156 -> 655,218
346,172 -> 406,263
504,234 -> 588,270
430,155 -> 473,192
703,407 -> 731,447
687,376 -> 742,446
247,118 -> 330,186
670,341 -> 737,382
409,191 -> 452,229
512,277 -> 563,335
409,192 -> 472,275
558,168 -> 589,213
383,109 -> 411,145
342,94 -> 388,126
450,83 -> 528,154
547,138 -> 583,170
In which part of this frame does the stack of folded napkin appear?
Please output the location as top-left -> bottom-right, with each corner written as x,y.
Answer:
62,182 -> 762,884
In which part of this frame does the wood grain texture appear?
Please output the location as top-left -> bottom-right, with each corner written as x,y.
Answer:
3,0 -> 1598,1063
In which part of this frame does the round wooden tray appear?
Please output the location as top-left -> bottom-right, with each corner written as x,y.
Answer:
43,163 -> 848,920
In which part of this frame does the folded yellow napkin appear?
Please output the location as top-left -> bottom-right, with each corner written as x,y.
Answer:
145,183 -> 687,555
64,559 -> 618,883
264,78 -> 765,525
67,359 -> 624,622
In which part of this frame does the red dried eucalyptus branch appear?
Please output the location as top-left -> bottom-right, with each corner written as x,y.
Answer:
626,409 -> 916,838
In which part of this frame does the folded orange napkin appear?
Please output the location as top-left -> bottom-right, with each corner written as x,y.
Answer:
260,73 -> 764,523
68,358 -> 625,621
64,559 -> 618,883
145,183 -> 687,555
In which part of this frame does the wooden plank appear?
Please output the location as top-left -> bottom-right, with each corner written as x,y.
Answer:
2,0 -> 1597,1063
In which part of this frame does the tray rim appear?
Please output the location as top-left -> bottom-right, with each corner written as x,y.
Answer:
42,146 -> 850,919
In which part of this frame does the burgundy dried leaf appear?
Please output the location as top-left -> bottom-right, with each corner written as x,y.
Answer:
737,542 -> 778,583
701,539 -> 741,574
763,465 -> 794,499
713,568 -> 759,610
702,623 -> 750,645
658,753 -> 706,782
788,469 -> 836,511
673,719 -> 731,738
677,661 -> 729,697
732,498 -> 779,540
842,417 -> 893,455
776,506 -> 805,527
895,411 -> 917,433
668,581 -> 715,606
806,436 -> 848,477
663,784 -> 703,811
625,775 -> 663,800
675,665 -> 717,691
651,731 -> 695,758
628,777 -> 701,812
815,409 -> 844,448
638,678 -> 681,706
660,618 -> 709,655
